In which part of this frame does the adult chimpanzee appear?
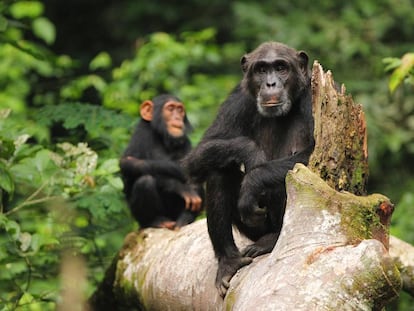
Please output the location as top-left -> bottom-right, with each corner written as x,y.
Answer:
120,94 -> 203,230
184,42 -> 314,296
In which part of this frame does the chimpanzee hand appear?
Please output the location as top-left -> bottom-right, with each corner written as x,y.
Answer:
216,255 -> 253,297
237,191 -> 267,228
237,166 -> 268,228
180,188 -> 202,212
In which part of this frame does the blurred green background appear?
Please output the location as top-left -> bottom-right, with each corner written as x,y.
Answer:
0,0 -> 413,309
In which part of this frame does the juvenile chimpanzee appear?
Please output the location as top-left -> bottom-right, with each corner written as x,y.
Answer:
184,42 -> 314,296
120,94 -> 203,230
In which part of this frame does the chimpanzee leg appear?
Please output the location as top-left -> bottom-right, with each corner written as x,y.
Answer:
242,189 -> 285,257
159,187 -> 202,228
206,171 -> 253,297
129,175 -> 171,228
174,210 -> 197,228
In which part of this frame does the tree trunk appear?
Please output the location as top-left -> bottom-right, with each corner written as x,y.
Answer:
90,62 -> 413,310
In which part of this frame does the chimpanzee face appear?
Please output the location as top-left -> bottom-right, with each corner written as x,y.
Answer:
162,101 -> 186,138
140,95 -> 190,140
241,43 -> 309,118
251,57 -> 293,117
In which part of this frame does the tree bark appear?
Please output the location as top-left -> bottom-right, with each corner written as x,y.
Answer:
389,236 -> 414,296
90,62 -> 413,310
309,62 -> 369,195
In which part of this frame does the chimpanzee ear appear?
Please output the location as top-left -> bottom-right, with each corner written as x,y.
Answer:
140,100 -> 153,121
240,55 -> 249,73
297,51 -> 309,74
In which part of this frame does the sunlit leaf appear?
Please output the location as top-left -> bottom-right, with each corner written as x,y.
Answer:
75,215 -> 89,228
95,158 -> 119,175
34,149 -> 54,173
389,53 -> 414,93
90,51 -> 112,71
382,57 -> 401,72
106,176 -> 123,190
9,1 -> 43,19
32,17 -> 56,45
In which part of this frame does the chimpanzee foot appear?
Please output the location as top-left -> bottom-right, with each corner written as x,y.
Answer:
242,243 -> 271,258
155,220 -> 177,230
216,256 -> 253,297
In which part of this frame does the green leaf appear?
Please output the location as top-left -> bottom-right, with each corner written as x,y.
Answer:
75,215 -> 89,228
383,57 -> 401,72
106,176 -> 123,190
0,136 -> 16,159
30,233 -> 41,252
4,219 -> 21,240
32,17 -> 56,45
33,149 -> 54,173
0,161 -> 14,195
90,52 -> 112,71
9,1 -> 44,19
1,261 -> 27,279
389,53 -> 414,93
95,158 -> 120,175
11,149 -> 58,186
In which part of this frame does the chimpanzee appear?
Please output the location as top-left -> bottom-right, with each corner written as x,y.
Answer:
184,42 -> 314,296
120,94 -> 203,230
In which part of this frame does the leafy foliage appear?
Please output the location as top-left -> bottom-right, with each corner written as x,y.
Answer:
0,110 -> 131,310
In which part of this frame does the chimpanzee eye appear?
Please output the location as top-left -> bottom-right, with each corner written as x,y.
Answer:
176,106 -> 184,114
275,61 -> 288,72
255,63 -> 267,74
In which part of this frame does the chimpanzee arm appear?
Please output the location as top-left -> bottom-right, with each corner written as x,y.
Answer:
185,136 -> 266,183
238,143 -> 314,217
120,156 -> 186,183
157,177 -> 203,212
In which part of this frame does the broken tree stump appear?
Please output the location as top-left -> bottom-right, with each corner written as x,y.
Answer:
309,61 -> 369,195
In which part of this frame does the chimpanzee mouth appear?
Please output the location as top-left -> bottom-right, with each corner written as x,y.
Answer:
170,123 -> 184,130
262,101 -> 282,107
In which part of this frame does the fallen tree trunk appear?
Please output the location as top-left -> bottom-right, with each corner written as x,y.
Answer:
92,165 -> 401,311
90,62 -> 414,310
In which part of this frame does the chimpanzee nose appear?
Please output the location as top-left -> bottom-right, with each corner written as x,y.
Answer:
267,82 -> 276,87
